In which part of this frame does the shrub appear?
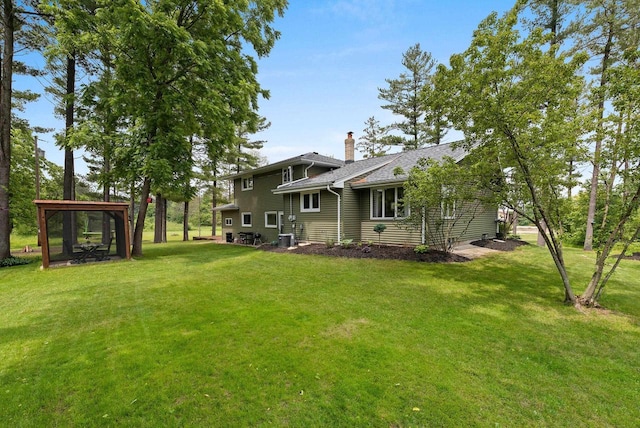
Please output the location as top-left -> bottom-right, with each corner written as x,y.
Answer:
340,239 -> 354,249
414,244 -> 429,254
0,256 -> 33,268
373,223 -> 387,247
325,239 -> 335,248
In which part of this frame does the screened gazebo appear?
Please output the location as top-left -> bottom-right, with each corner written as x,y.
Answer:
35,200 -> 131,268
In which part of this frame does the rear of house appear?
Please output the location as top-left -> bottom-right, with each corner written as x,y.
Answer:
218,135 -> 497,248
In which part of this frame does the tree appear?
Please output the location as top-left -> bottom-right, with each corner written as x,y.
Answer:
420,65 -> 451,145
0,0 -> 17,259
580,47 -> 640,304
446,6 -> 587,304
57,0 -> 287,257
403,156 -> 486,253
576,0 -> 636,251
0,0 -> 43,258
356,116 -> 389,158
378,43 -> 436,150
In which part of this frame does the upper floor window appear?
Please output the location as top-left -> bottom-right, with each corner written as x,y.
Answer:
242,176 -> 253,191
301,191 -> 320,212
282,166 -> 293,184
371,187 -> 407,219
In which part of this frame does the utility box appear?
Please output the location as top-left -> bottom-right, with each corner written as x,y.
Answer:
278,234 -> 293,248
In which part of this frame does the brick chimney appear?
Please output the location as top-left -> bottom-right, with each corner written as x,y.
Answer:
345,131 -> 355,163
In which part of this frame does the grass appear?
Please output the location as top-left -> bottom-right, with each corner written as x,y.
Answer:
1,239 -> 639,426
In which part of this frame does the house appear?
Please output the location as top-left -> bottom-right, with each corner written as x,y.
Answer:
215,152 -> 345,244
217,134 -> 497,246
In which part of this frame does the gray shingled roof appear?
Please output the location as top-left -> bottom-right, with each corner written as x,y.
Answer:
272,154 -> 400,193
351,142 -> 468,188
221,152 -> 344,180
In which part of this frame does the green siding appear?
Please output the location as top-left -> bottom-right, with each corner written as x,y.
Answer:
221,171 -> 285,243
287,190 -> 339,243
342,185 -> 361,241
358,188 -> 497,246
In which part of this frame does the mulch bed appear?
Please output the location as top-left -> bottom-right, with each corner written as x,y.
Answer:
258,238 -> 528,263
469,238 -> 529,251
617,252 -> 640,261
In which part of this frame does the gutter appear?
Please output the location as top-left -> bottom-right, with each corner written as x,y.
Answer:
326,185 -> 341,241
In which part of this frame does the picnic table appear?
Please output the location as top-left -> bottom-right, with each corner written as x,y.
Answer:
72,243 -> 100,263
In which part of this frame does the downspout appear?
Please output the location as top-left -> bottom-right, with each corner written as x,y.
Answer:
289,193 -> 293,237
304,162 -> 314,178
421,207 -> 426,245
326,185 -> 341,241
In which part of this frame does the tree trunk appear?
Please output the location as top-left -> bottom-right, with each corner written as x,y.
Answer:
132,177 -> 151,256
101,153 -> 111,243
162,197 -> 167,243
582,185 -> 640,304
211,176 -> 217,236
129,183 -> 136,244
0,0 -> 14,260
62,53 -> 76,253
183,201 -> 189,241
584,21 -> 614,251
154,193 -> 165,243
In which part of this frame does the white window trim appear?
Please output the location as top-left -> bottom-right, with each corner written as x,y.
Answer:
300,191 -> 321,213
224,218 -> 233,226
241,212 -> 252,227
441,201 -> 457,220
441,185 -> 456,220
282,166 -> 293,184
264,211 -> 278,228
241,176 -> 253,191
370,187 -> 408,220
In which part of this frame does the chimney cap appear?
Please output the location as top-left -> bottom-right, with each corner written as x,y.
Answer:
347,131 -> 353,136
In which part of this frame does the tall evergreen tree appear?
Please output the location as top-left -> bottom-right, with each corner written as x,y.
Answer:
378,43 -> 436,150
356,116 -> 389,158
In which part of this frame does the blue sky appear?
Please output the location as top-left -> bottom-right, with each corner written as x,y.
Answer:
17,0 -> 516,173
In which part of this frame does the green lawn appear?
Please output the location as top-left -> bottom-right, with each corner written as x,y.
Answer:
1,240 -> 639,426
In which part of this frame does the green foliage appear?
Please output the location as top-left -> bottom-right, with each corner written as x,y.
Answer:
44,0 -> 288,255
0,256 -> 32,268
356,116 -> 390,158
9,128 -> 64,234
379,43 -> 439,150
443,6 -> 588,300
340,238 -> 354,249
404,156 -> 482,252
413,244 -> 429,254
373,223 -> 387,234
373,223 -> 386,247
325,239 -> 335,248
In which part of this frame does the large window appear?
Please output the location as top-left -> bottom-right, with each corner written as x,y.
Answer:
241,212 -> 252,227
371,187 -> 407,219
282,166 -> 293,184
241,176 -> 253,191
301,191 -> 320,212
265,211 -> 278,228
